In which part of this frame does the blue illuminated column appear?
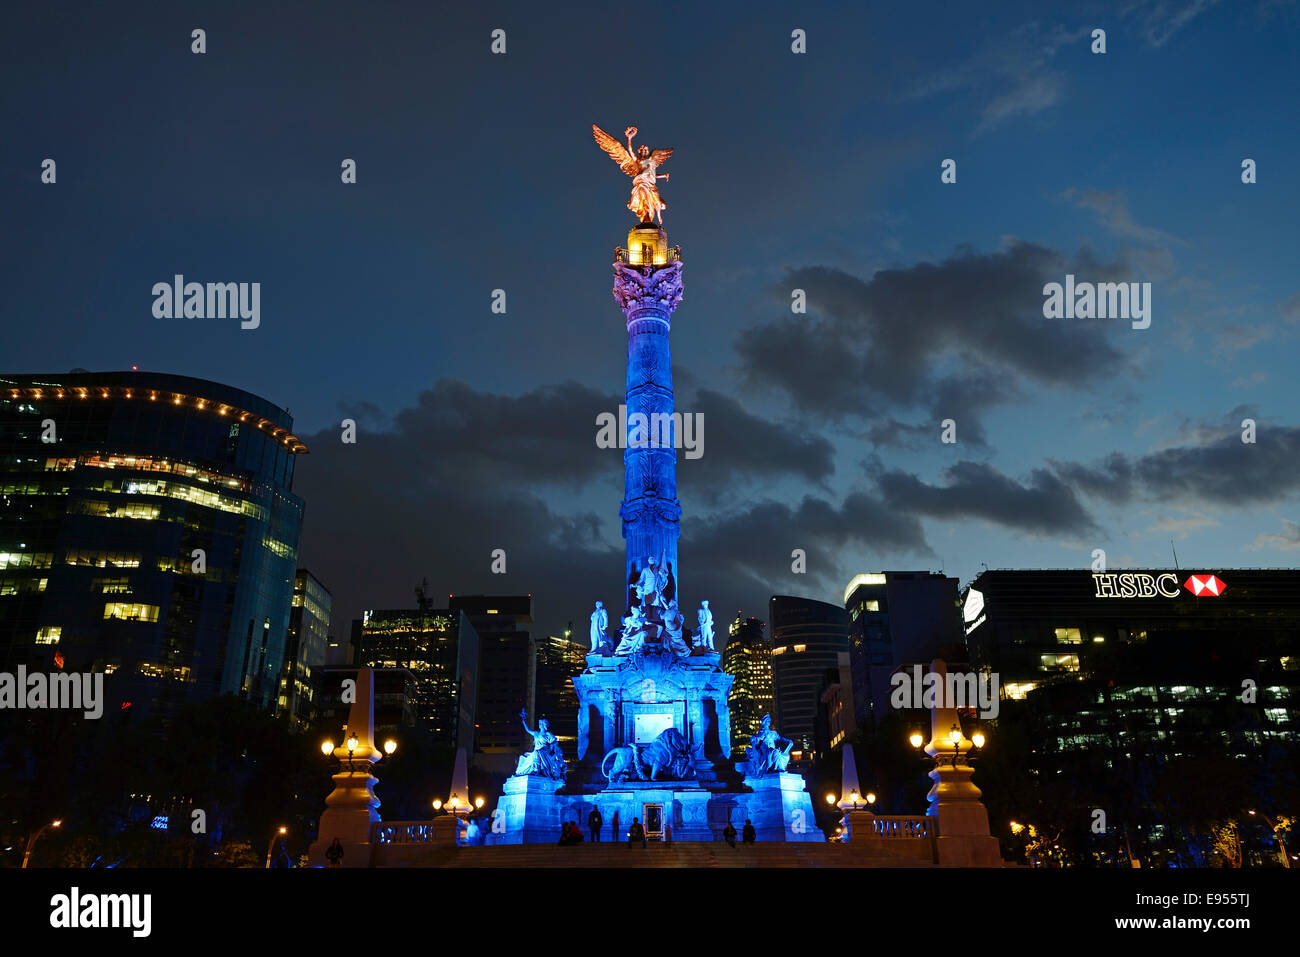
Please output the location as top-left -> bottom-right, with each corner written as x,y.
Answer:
612,224 -> 685,595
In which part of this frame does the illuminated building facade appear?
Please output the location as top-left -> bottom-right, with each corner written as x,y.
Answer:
0,371 -> 305,719
815,651 -> 855,756
534,629 -> 588,759
722,613 -> 772,754
316,665 -> 419,732
963,569 -> 1300,762
449,595 -> 533,754
844,571 -> 965,726
278,568 -> 332,728
769,594 -> 850,758
354,607 -> 480,750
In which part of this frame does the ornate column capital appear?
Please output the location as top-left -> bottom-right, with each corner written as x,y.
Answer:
612,261 -> 684,318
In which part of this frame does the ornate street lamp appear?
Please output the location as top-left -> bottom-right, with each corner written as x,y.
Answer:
21,819 -> 62,868
264,825 -> 288,869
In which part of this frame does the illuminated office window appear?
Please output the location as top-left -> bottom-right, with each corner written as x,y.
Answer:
1039,654 -> 1079,673
104,602 -> 160,623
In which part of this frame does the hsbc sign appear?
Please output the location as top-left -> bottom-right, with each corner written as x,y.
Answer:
1092,572 -> 1227,599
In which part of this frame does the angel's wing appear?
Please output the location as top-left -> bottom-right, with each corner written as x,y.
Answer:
648,148 -> 674,167
592,124 -> 638,176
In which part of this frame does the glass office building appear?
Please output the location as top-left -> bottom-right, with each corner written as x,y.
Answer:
0,371 -> 306,720
723,614 -> 773,755
769,594 -> 850,756
279,568 -> 332,728
963,568 -> 1300,757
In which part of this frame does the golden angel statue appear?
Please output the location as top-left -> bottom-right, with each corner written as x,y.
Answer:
592,124 -> 674,225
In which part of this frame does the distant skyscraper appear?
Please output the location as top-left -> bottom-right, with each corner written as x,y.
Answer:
769,595 -> 850,756
723,614 -> 772,754
316,665 -> 419,732
449,595 -> 533,754
0,370 -> 306,720
843,571 -> 965,725
278,569 -> 331,728
534,626 -> 588,759
815,651 -> 855,757
354,606 -> 480,750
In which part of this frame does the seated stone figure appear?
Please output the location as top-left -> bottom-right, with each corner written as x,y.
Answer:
746,713 -> 793,776
614,605 -> 651,656
515,709 -> 567,780
662,600 -> 690,657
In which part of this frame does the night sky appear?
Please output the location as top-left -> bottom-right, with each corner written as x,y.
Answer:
4,1 -> 1299,643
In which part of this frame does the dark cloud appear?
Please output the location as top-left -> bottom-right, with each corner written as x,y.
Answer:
875,460 -> 1098,536
681,492 -> 935,615
735,241 -> 1134,444
681,388 -> 836,502
297,379 -> 860,635
1053,424 -> 1300,507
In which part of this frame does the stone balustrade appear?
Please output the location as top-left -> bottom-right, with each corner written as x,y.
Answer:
865,815 -> 935,839
372,821 -> 442,845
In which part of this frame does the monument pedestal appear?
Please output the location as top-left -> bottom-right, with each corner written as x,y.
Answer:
488,774 -> 567,845
932,800 -> 1002,867
737,772 -> 822,843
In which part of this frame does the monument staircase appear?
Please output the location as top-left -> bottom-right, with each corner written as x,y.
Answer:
373,841 -> 944,868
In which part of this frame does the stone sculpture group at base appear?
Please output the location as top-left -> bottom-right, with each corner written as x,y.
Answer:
590,554 -> 714,659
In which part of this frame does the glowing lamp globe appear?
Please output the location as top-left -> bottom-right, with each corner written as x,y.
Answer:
908,732 -> 924,749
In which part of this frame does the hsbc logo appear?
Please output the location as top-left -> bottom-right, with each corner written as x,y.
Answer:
1183,574 -> 1226,597
1092,572 -> 1227,599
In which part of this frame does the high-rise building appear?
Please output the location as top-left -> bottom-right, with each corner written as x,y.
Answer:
815,651 -> 855,757
963,568 -> 1300,770
450,594 -> 533,754
723,614 -> 772,754
354,606 -> 480,751
316,665 -> 419,732
534,626 -> 588,759
0,370 -> 306,720
769,595 -> 850,758
278,569 -> 331,728
843,571 -> 965,726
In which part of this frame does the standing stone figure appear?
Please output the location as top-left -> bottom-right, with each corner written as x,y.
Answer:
696,600 -> 714,651
590,601 -> 609,653
635,553 -> 667,610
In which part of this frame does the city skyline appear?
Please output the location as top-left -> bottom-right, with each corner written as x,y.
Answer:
5,1 -> 1299,645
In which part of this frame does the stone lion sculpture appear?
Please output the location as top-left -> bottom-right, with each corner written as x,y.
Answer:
601,727 -> 696,782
